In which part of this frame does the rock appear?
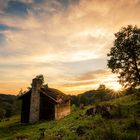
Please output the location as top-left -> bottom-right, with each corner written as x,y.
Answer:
39,128 -> 46,137
76,126 -> 85,136
55,129 -> 65,140
5,118 -> 9,121
85,104 -> 112,119
86,107 -> 96,116
71,128 -> 76,133
80,104 -> 84,109
87,124 -> 96,129
16,136 -> 28,140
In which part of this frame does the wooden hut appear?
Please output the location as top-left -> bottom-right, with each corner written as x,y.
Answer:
19,77 -> 70,123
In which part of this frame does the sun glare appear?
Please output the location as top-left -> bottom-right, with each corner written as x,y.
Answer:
108,82 -> 122,91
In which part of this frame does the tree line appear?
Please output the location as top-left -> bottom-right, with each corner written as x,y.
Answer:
0,94 -> 20,120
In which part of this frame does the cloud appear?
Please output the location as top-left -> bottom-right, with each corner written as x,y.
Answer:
62,81 -> 97,87
0,0 -> 139,94
60,69 -> 109,88
20,0 -> 33,3
0,33 -> 6,44
73,69 -> 110,81
58,69 -> 121,94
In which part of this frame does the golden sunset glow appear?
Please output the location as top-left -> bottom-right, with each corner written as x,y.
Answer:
0,0 -> 140,95
107,83 -> 122,92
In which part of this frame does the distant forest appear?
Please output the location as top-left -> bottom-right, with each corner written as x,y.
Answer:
0,85 -> 139,120
70,85 -> 140,107
0,94 -> 20,119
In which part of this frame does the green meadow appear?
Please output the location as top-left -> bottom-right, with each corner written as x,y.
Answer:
0,92 -> 140,140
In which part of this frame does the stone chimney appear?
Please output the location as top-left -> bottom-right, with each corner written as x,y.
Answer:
29,78 -> 42,123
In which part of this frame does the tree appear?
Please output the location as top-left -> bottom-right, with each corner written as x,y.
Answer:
94,84 -> 108,102
107,25 -> 140,88
35,74 -> 44,84
0,108 -> 6,119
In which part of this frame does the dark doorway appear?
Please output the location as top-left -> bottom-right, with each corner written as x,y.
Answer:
39,93 -> 55,120
21,92 -> 31,123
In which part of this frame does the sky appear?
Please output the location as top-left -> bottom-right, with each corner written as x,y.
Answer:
0,0 -> 140,95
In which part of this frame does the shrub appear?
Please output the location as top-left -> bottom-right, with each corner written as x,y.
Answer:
93,114 -> 104,124
125,116 -> 139,130
71,104 -> 77,112
121,132 -> 138,140
0,108 -> 6,119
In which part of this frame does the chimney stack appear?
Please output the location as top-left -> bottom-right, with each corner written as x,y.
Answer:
29,78 -> 42,123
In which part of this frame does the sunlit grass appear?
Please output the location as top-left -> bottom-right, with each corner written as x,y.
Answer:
0,93 -> 139,140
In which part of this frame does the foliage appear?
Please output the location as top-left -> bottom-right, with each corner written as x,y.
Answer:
123,87 -> 140,96
71,84 -> 115,106
93,114 -> 104,124
94,84 -> 114,102
70,90 -> 96,106
126,118 -> 139,130
18,88 -> 27,97
35,74 -> 44,84
0,92 -> 140,140
0,94 -> 20,119
0,108 -> 6,119
107,25 -> 140,88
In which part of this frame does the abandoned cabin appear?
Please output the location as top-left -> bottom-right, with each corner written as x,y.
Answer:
19,76 -> 70,123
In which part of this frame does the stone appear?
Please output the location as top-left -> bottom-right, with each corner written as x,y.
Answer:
76,126 -> 86,136
29,78 -> 42,123
85,105 -> 112,119
16,136 -> 28,140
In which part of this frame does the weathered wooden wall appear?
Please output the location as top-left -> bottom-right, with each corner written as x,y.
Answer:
55,100 -> 70,120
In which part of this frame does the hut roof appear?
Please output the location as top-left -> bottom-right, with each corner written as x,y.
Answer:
18,87 -> 70,103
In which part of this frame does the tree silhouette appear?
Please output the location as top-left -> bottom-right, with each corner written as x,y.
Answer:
94,84 -> 108,102
35,74 -> 44,85
107,25 -> 140,88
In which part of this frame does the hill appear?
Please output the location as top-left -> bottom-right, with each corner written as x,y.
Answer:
70,85 -> 115,106
0,92 -> 140,140
0,94 -> 20,119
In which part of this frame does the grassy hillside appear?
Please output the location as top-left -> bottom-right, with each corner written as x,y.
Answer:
0,93 -> 140,140
0,94 -> 20,119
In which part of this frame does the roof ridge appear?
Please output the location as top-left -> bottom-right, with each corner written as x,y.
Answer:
41,90 -> 58,103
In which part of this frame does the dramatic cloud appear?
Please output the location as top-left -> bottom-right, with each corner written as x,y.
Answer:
0,0 -> 140,94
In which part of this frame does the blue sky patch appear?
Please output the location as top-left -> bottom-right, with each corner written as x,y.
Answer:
34,0 -> 44,3
58,0 -> 79,7
5,1 -> 31,16
58,0 -> 70,6
0,24 -> 18,31
33,0 -> 79,7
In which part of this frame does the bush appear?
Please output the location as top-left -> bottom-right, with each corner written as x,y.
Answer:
110,104 -> 122,117
93,114 -> 104,124
0,108 -> 6,119
125,116 -> 139,130
121,133 -> 138,140
71,104 -> 77,112
102,123 -> 122,140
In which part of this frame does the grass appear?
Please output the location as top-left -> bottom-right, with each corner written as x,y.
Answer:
0,93 -> 140,140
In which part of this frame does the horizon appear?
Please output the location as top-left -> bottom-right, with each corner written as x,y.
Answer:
0,0 -> 140,95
